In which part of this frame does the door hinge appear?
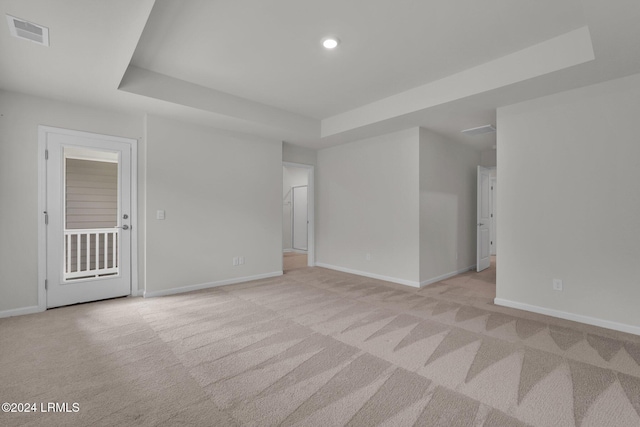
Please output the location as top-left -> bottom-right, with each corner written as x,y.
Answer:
44,211 -> 48,225
491,241 -> 493,245
491,186 -> 493,190
45,279 -> 48,290
491,213 -> 493,218
45,149 -> 48,160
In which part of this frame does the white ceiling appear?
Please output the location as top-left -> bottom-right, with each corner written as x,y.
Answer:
2,0 -> 640,151
131,0 -> 586,119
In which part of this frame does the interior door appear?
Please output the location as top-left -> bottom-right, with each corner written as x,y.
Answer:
477,166 -> 491,272
45,129 -> 133,308
292,185 -> 308,251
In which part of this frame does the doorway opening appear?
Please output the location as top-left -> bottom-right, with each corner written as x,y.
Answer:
476,166 -> 497,277
282,162 -> 314,272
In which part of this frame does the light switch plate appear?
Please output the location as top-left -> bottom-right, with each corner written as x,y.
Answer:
552,279 -> 563,291
156,210 -> 165,220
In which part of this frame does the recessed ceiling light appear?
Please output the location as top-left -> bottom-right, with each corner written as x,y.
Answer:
322,37 -> 339,49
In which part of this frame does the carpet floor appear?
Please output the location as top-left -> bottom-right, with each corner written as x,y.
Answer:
1,263 -> 640,426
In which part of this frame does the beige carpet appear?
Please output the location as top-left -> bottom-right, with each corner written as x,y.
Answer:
283,252 -> 308,272
1,262 -> 640,426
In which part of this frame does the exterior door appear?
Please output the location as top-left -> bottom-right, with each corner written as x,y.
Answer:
43,127 -> 133,308
477,166 -> 491,272
292,185 -> 308,251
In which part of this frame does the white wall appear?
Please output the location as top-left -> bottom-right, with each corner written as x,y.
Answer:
317,128 -> 420,285
145,116 -> 282,295
497,72 -> 640,332
283,142 -> 316,166
480,149 -> 497,167
282,166 -> 308,250
419,129 -> 480,284
0,90 -> 143,313
0,90 -> 285,313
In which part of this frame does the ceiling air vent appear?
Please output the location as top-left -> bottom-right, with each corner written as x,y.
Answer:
6,14 -> 49,46
461,125 -> 496,136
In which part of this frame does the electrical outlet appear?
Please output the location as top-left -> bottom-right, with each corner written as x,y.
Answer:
239,256 -> 245,265
365,253 -> 371,261
233,257 -> 239,266
552,278 -> 563,291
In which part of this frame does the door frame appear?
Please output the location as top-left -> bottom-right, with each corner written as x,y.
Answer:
38,126 -> 139,312
283,161 -> 315,267
490,174 -> 497,256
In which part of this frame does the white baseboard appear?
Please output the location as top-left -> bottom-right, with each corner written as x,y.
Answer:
143,271 -> 283,298
420,265 -> 476,288
0,305 -> 44,319
494,298 -> 640,336
284,249 -> 307,254
315,263 -> 420,288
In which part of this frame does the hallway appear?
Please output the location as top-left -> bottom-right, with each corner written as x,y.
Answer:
283,252 -> 307,272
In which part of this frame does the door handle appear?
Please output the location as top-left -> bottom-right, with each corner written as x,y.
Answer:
477,223 -> 484,226
115,225 -> 130,230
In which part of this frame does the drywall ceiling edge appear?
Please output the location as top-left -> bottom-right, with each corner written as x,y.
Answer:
321,26 -> 594,138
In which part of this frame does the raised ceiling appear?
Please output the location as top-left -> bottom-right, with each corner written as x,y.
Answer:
2,0 -> 640,150
131,0 -> 586,119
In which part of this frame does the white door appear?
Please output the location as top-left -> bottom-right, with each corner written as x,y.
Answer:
477,166 -> 491,272
292,185 -> 308,251
44,129 -> 133,308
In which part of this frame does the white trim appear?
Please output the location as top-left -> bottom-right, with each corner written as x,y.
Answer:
64,146 -> 118,163
37,128 -> 48,312
39,126 -> 139,144
0,306 -> 44,319
283,249 -> 309,254
38,126 -> 139,313
315,263 -> 421,288
420,265 -> 476,287
143,271 -> 284,298
286,248 -> 307,254
130,138 -> 139,297
141,114 -> 148,298
283,162 -> 315,267
494,298 -> 640,336
490,175 -> 497,256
